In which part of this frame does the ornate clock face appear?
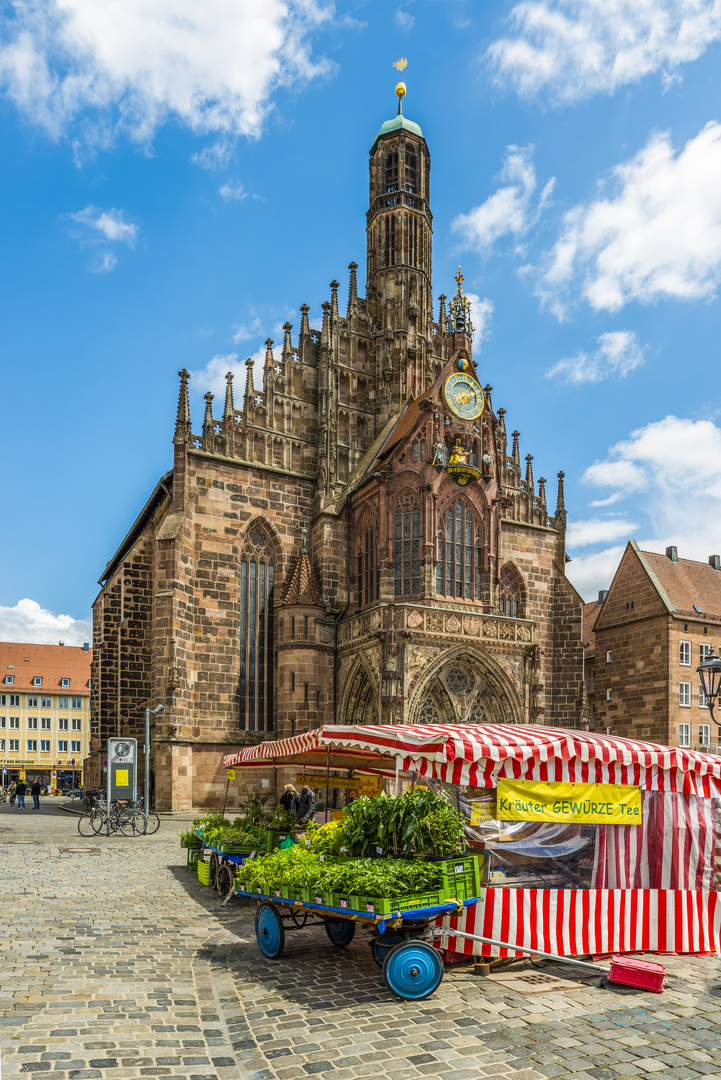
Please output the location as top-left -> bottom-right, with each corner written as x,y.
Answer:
444,372 -> 485,421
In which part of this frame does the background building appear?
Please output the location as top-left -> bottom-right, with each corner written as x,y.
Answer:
592,541 -> 721,751
89,91 -> 584,810
1,642 -> 91,789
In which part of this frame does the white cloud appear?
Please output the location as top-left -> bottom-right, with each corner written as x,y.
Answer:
567,414 -> 721,599
540,122 -> 721,316
395,9 -> 415,31
190,347 -> 265,401
219,181 -> 248,202
566,517 -> 638,548
231,316 -> 264,344
565,545 -> 626,602
464,293 -> 494,347
487,0 -> 721,104
0,0 -> 334,146
452,145 -> 554,255
0,599 -> 92,646
546,330 -> 645,383
67,204 -> 137,271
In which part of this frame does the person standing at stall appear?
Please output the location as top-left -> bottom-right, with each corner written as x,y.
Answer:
279,784 -> 299,815
297,783 -> 316,825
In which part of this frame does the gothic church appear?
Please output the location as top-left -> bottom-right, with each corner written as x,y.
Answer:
89,86 -> 584,810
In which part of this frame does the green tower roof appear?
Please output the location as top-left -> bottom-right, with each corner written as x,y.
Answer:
373,113 -> 423,144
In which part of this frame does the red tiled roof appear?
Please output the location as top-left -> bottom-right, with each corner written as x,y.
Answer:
642,551 -> 721,619
0,642 -> 92,694
582,600 -> 602,655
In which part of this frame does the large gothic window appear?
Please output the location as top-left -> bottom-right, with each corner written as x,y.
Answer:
384,215 -> 396,266
385,150 -> 399,191
356,521 -> 379,610
239,527 -> 275,731
436,500 -> 483,601
405,146 -> 417,192
394,494 -> 420,596
499,564 -> 523,618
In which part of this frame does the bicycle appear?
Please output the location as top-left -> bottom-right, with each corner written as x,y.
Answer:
135,795 -> 160,835
77,796 -> 147,837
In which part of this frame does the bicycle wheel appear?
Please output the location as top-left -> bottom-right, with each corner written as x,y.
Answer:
119,810 -> 147,837
144,811 -> 160,835
77,813 -> 97,836
89,810 -> 106,834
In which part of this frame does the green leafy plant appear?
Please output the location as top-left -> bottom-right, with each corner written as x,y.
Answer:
337,789 -> 465,857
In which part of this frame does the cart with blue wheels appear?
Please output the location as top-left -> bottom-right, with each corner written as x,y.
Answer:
244,890 -> 479,1001
200,841 -> 254,900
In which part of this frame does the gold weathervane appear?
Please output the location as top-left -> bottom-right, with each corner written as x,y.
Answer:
393,58 -> 407,100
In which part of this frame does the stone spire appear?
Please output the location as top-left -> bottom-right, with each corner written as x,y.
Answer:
299,303 -> 310,364
203,392 -> 214,434
525,454 -> 534,495
276,527 -> 324,608
243,357 -> 255,410
282,322 -> 293,362
347,262 -> 358,315
555,470 -> 566,516
484,384 -> 493,413
300,303 -> 310,337
173,369 -> 191,444
538,477 -> 547,512
330,280 -> 340,321
438,294 -> 447,334
497,407 -> 506,435
511,430 -> 520,465
320,301 -> 331,347
264,338 -> 274,370
223,371 -> 234,420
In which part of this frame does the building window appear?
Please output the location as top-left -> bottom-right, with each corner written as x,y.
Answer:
27,695 -> 38,708
304,616 -> 309,641
27,739 -> 37,751
357,522 -> 379,609
679,641 -> 691,665
499,565 -> 523,618
41,696 -> 51,708
291,673 -> 295,693
58,697 -> 68,709
304,683 -> 309,704
606,650 -> 612,663
606,689 -> 612,700
40,740 -> 50,752
0,740 -> 4,751
41,718 -> 51,729
71,696 -> 82,709
9,717 -> 19,729
395,495 -> 421,596
436,499 -> 483,601
4,675 -> 14,685
58,740 -> 68,752
71,740 -> 81,753
71,718 -> 82,731
679,682 -> 692,707
9,739 -> 19,752
0,695 -> 4,706
60,678 -> 70,688
32,676 -> 42,687
699,683 -> 709,708
678,723 -> 691,748
239,530 -> 275,732
27,717 -> 38,729
9,695 -> 19,707
58,718 -> 68,731
385,149 -> 398,191
384,214 -> 397,266
405,145 -> 417,191
699,724 -> 711,747
0,717 -> 4,728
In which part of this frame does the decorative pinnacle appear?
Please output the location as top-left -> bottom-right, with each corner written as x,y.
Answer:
243,356 -> 255,406
203,392 -> 214,435
282,322 -> 293,360
264,338 -> 274,369
525,454 -> 534,494
173,368 -> 191,444
330,280 -> 340,320
511,430 -> 520,463
223,371 -> 234,420
300,303 -> 310,337
347,263 -> 358,316
538,477 -> 547,508
556,470 -> 566,515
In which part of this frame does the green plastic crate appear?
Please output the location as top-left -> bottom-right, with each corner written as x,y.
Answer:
262,829 -> 292,853
438,854 -> 483,900
357,890 -> 445,916
187,847 -> 200,870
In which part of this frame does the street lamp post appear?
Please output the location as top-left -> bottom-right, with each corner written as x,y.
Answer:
145,704 -> 164,810
697,648 -> 721,730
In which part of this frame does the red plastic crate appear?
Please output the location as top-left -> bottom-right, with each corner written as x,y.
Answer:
608,955 -> 665,993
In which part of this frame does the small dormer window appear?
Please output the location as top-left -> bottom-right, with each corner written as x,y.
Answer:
4,675 -> 14,685
61,678 -> 70,688
33,676 -> 42,687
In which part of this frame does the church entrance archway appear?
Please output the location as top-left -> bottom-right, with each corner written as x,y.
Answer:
409,650 -> 521,726
341,662 -> 379,725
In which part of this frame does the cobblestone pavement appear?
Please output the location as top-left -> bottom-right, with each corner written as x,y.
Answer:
1,800 -> 720,1080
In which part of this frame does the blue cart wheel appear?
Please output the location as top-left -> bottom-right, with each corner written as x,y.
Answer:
370,934 -> 406,968
325,919 -> 356,947
382,941 -> 443,1001
255,903 -> 285,959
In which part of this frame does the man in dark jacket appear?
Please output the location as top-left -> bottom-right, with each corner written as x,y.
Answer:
31,779 -> 41,811
15,780 -> 27,809
297,783 -> 316,825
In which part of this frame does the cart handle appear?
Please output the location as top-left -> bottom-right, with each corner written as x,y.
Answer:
442,928 -> 609,976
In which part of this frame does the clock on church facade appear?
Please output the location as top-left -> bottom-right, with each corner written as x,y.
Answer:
88,83 -> 584,811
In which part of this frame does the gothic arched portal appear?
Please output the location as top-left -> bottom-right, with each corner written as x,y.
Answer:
342,662 -> 379,725
409,649 -> 521,727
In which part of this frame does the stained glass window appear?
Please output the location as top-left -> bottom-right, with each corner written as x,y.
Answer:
436,500 -> 483,600
500,565 -> 523,618
394,495 -> 420,596
239,530 -> 274,731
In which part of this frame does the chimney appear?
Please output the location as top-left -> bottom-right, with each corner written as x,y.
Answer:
666,546 -> 678,563
598,590 -> 608,604
83,642 -> 90,652
58,640 -> 64,646
709,555 -> 721,571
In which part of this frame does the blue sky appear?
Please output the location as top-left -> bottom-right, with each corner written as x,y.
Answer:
2,0 -> 721,644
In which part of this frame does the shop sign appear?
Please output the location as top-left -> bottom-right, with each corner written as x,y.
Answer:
496,779 -> 642,825
226,768 -> 235,780
296,773 -> 382,796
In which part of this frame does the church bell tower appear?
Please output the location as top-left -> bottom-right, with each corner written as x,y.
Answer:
367,70 -> 434,421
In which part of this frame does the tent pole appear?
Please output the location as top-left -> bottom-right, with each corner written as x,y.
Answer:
324,744 -> 331,823
394,757 -> 400,796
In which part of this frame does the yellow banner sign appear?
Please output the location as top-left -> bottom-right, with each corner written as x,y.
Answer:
296,773 -> 382,796
496,779 -> 642,825
226,769 -> 235,780
115,769 -> 129,787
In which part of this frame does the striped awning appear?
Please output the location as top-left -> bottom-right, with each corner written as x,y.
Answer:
223,723 -> 721,796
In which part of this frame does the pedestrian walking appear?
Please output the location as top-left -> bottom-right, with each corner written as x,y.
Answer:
15,779 -> 26,809
31,779 -> 41,811
9,782 -> 16,806
297,782 -> 316,825
279,784 -> 299,815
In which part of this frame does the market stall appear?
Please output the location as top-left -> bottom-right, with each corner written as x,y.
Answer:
224,723 -> 721,959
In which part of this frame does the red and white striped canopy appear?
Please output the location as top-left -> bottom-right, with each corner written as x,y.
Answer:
223,723 -> 721,797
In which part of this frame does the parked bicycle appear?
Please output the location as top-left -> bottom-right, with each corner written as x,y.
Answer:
77,795 -> 147,837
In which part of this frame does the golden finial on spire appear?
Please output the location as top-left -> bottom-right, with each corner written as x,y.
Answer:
455,265 -> 464,290
393,58 -> 407,104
